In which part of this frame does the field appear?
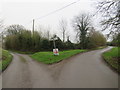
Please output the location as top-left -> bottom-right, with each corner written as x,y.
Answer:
0,49 -> 13,71
31,49 -> 86,64
102,47 -> 120,73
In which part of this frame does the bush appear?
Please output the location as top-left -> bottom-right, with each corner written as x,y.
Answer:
87,30 -> 106,49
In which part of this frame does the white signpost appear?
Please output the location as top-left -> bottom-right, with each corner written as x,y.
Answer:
52,35 -> 59,56
53,48 -> 59,56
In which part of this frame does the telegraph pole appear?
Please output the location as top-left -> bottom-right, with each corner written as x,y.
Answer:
32,19 -> 35,36
32,19 -> 35,48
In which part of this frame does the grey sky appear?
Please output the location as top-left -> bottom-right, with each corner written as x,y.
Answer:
1,0 -> 104,42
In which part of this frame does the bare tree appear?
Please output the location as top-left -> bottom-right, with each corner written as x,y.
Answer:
45,26 -> 51,40
72,13 -> 91,49
6,24 -> 25,35
59,19 -> 67,42
0,20 -> 3,29
37,25 -> 51,40
97,0 -> 120,36
0,19 -> 4,48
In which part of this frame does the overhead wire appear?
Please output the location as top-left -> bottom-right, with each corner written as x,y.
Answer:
34,0 -> 81,20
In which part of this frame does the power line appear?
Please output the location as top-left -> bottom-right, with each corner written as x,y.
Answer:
32,0 -> 80,32
34,0 -> 80,20
2,0 -> 81,32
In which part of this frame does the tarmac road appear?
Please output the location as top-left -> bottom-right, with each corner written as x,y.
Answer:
2,47 -> 118,88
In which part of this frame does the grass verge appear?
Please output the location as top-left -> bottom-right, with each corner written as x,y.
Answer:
102,47 -> 120,73
0,49 -> 13,71
31,49 -> 87,64
89,46 -> 107,50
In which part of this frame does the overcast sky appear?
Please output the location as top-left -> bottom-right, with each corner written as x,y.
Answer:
0,0 -> 104,42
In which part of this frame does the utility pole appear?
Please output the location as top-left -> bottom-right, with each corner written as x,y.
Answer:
32,19 -> 35,48
32,19 -> 35,36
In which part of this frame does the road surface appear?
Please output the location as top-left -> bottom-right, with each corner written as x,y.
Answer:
2,47 -> 118,88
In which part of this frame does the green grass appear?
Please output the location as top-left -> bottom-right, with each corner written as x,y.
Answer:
102,47 -> 120,73
0,49 -> 13,71
31,49 -> 87,64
